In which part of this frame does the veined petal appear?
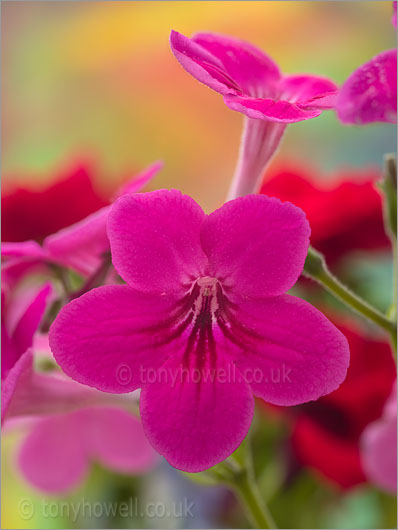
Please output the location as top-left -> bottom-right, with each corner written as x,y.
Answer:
228,295 -> 349,405
140,356 -> 254,472
224,95 -> 323,122
201,194 -> 310,298
49,285 -> 188,393
107,190 -> 207,295
192,32 -> 281,96
337,49 -> 397,124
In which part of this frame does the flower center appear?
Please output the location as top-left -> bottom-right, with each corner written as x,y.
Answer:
192,276 -> 220,327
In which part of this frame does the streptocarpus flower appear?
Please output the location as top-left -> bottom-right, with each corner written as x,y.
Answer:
18,406 -> 157,493
260,164 -> 390,263
50,190 -> 349,472
336,49 -> 397,125
170,31 -> 337,198
291,322 -> 396,489
361,382 -> 397,493
1,162 -> 161,277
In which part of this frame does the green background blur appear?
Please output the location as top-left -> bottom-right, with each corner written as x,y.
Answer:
1,2 -> 397,529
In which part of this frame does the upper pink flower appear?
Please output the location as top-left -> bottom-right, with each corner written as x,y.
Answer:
336,49 -> 397,124
1,162 -> 162,277
361,382 -> 397,493
170,31 -> 338,123
50,190 -> 349,472
18,405 -> 157,493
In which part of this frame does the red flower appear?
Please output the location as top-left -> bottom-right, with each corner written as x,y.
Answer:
260,164 -> 390,263
2,160 -> 110,242
291,322 -> 396,489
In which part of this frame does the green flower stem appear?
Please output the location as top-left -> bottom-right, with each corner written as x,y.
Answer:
303,246 -> 397,341
381,154 -> 397,322
225,436 -> 276,529
231,470 -> 276,529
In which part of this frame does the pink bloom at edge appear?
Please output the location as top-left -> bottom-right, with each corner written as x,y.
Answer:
361,382 -> 397,493
1,275 -> 52,422
18,406 -> 157,494
336,49 -> 397,125
49,190 -> 349,472
170,31 -> 337,198
1,162 -> 162,277
1,268 -> 115,423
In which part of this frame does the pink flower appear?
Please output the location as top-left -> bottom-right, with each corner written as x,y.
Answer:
392,1 -> 397,30
1,264 -> 53,422
1,162 -> 162,278
336,49 -> 397,125
361,382 -> 397,493
50,190 -> 349,472
1,267 -> 113,423
18,406 -> 157,493
170,31 -> 337,198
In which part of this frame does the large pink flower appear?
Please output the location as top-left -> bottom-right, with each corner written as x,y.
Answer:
50,190 -> 349,472
336,49 -> 397,125
1,162 -> 161,278
170,31 -> 337,198
18,406 -> 157,493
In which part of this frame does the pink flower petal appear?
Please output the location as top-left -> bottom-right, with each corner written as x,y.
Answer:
1,240 -> 49,261
192,32 -> 281,96
140,356 -> 254,472
19,412 -> 89,493
44,207 -> 110,276
361,383 -> 397,493
19,406 -> 157,493
170,30 -> 242,96
49,285 -> 182,393
230,294 -> 350,405
279,75 -> 338,107
107,190 -> 207,295
224,95 -> 323,122
86,407 -> 157,472
337,49 -> 397,124
361,416 -> 397,493
201,194 -> 310,298
1,349 -> 32,423
114,160 -> 163,197
11,283 -> 52,363
392,1 -> 397,30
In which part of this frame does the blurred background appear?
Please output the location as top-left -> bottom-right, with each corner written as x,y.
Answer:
1,1 -> 397,529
